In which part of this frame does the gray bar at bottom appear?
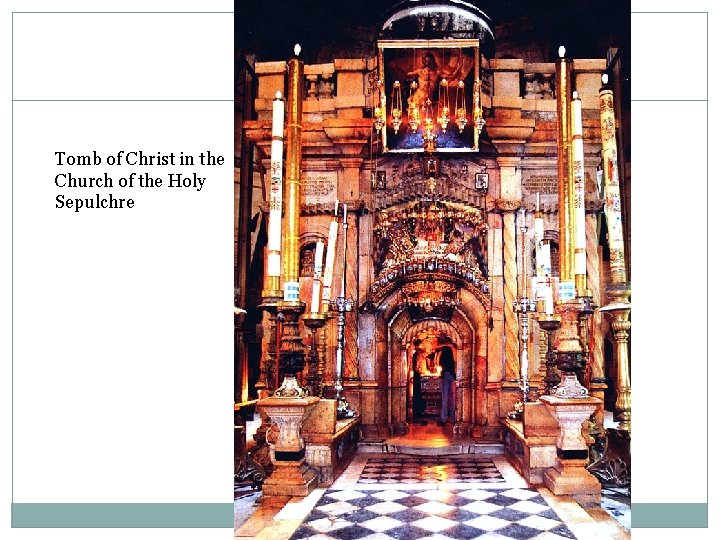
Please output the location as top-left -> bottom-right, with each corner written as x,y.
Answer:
12,503 -> 233,528
632,503 -> 708,528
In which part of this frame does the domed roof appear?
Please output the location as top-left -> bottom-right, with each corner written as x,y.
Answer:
379,0 -> 494,54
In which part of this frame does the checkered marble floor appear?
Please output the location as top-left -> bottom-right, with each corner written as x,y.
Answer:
600,487 -> 630,531
358,456 -> 504,484
288,485 -> 576,539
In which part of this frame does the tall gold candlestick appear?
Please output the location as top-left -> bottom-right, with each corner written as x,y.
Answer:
282,44 -> 304,303
556,46 -> 576,301
600,73 -> 631,432
275,44 -> 308,398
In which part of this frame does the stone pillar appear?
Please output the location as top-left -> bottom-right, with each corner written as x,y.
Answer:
373,320 -> 390,438
487,225 -> 505,383
585,212 -> 606,428
338,158 -> 363,383
502,210 -> 519,376
497,158 -> 522,389
540,395 -> 602,506
457,344 -> 473,431
388,324 -> 408,435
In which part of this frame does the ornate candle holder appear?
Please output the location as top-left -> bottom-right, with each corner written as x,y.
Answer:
258,292 -> 283,392
552,300 -> 589,398
600,282 -> 631,433
274,300 -> 309,398
537,313 -> 562,394
331,294 -> 355,418
329,202 -> 357,419
512,208 -> 535,405
576,292 -> 596,388
302,312 -> 329,397
513,296 -> 536,402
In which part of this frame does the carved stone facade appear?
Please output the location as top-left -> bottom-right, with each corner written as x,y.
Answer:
244,49 -> 607,444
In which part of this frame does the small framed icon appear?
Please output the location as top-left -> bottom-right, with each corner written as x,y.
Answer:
424,157 -> 439,176
475,172 -> 489,191
374,170 -> 387,190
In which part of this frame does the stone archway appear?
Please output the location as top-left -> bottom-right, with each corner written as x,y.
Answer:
373,286 -> 490,438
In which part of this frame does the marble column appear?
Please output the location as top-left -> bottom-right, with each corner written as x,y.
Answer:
497,157 -> 522,387
487,225 -> 505,384
585,211 -> 606,428
338,159 -> 363,383
503,210 -> 519,379
374,319 -> 390,438
500,204 -> 519,382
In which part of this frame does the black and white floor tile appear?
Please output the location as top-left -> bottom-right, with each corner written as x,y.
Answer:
289,486 -> 577,540
600,487 -> 630,531
358,456 -> 504,484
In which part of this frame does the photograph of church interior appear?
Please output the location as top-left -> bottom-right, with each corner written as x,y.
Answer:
234,1 -> 631,538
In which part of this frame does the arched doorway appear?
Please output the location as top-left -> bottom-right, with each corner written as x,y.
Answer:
405,320 -> 459,422
375,287 -> 490,438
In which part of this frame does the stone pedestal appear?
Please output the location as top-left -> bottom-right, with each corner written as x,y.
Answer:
257,395 -> 320,497
540,394 -> 602,506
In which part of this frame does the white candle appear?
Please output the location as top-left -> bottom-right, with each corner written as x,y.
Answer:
545,277 -> 554,315
312,240 -> 325,312
541,240 -> 552,278
322,219 -> 339,307
343,203 -> 348,224
536,191 -> 540,211
571,91 -> 586,277
267,91 -> 284,277
314,240 -> 325,275
310,280 -> 322,313
271,90 -> 284,138
534,214 -> 544,278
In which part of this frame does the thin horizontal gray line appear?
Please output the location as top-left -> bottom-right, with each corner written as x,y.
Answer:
631,11 -> 708,14
13,11 -> 232,14
631,99 -> 707,102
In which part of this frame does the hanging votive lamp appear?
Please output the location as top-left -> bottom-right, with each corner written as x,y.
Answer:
455,80 -> 467,133
391,81 -> 402,134
373,78 -> 385,133
437,78 -> 450,132
423,98 -> 437,152
408,80 -> 420,132
473,77 -> 485,132
373,106 -> 384,133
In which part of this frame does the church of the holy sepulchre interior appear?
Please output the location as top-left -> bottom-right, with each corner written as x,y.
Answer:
234,1 -> 631,537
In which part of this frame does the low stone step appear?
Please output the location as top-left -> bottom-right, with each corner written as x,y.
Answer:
357,441 -> 505,456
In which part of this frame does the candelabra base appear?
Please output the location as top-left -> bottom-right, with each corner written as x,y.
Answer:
274,375 -> 309,398
552,372 -> 589,399
540,394 -> 602,507
335,395 -> 356,419
257,395 -> 320,496
543,460 -> 601,507
262,459 -> 319,497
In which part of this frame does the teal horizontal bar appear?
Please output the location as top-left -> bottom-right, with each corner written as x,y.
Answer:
633,503 -> 708,528
12,503 -> 234,528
